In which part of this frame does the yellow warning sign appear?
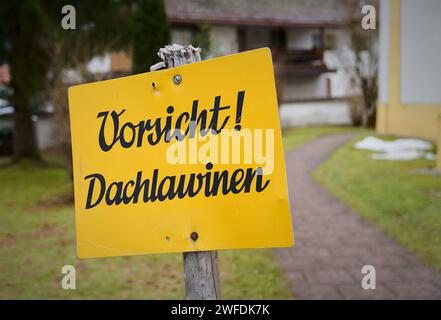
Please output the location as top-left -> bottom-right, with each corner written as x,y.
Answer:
68,48 -> 293,258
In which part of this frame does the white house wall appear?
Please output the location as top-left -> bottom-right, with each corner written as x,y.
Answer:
286,28 -> 317,49
378,0 -> 391,103
323,29 -> 355,98
283,28 -> 354,101
283,76 -> 328,101
209,26 -> 238,57
171,25 -> 353,102
171,29 -> 194,46
400,0 -> 441,104
280,100 -> 352,127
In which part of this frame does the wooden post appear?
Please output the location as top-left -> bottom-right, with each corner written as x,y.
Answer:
150,44 -> 221,300
183,251 -> 221,300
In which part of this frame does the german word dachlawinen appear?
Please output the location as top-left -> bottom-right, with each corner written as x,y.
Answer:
83,91 -> 272,209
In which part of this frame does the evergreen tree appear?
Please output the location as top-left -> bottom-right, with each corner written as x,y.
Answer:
194,22 -> 212,59
132,0 -> 170,73
0,1 -> 135,162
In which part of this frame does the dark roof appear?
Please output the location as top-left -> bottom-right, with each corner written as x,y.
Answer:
165,0 -> 363,27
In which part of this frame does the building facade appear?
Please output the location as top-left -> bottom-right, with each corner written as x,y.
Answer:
376,0 -> 441,168
109,0 -> 364,127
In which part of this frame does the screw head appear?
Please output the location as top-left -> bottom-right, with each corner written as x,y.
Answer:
173,74 -> 182,85
190,232 -> 198,241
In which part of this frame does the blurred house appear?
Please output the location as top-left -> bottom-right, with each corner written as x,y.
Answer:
376,0 -> 441,169
1,0 -> 368,154
108,0 -> 365,127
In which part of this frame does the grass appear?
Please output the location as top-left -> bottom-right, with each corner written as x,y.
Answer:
0,159 -> 292,299
282,125 -> 367,150
0,125 -> 360,299
6,125 -> 428,299
314,133 -> 441,271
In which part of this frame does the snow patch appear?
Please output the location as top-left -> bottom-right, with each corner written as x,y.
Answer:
354,136 -> 436,161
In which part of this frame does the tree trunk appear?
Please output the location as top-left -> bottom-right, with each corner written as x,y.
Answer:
52,72 -> 74,180
51,44 -> 72,166
361,78 -> 377,128
9,13 -> 43,163
12,87 -> 41,162
366,101 -> 377,128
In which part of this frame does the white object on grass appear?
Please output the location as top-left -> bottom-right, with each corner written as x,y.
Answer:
354,136 -> 436,161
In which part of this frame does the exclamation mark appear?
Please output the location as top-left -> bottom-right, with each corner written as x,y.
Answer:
234,91 -> 245,131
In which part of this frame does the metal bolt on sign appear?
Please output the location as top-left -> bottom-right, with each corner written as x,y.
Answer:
150,44 -> 221,300
173,74 -> 182,85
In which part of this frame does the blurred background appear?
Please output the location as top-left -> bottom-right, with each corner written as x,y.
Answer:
0,0 -> 440,299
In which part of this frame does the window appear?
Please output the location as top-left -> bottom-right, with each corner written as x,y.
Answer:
270,29 -> 286,49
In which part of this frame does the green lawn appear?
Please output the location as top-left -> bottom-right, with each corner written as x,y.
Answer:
1,125 -> 362,299
0,161 -> 291,299
6,125 -> 435,299
315,134 -> 441,271
282,125 -> 366,150
0,125 -> 361,299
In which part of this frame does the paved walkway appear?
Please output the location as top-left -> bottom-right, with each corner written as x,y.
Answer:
277,134 -> 441,299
